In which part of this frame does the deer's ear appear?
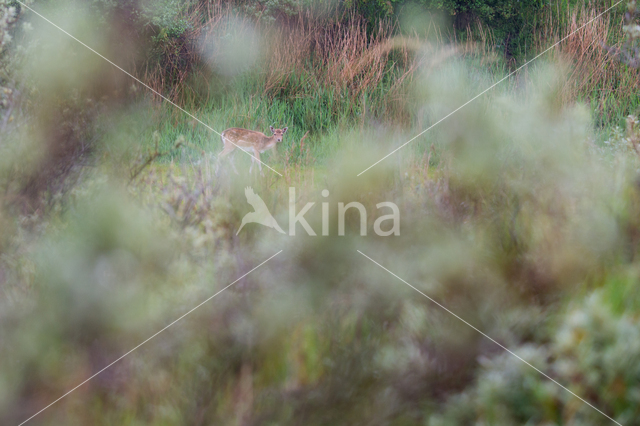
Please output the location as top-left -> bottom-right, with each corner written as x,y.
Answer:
283,127 -> 288,133
270,126 -> 275,133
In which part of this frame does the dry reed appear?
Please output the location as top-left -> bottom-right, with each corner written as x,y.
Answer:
536,5 -> 640,120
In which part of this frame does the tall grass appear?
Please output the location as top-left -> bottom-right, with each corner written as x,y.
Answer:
131,2 -> 516,170
533,3 -> 640,127
126,2 -> 426,166
141,2 -> 417,115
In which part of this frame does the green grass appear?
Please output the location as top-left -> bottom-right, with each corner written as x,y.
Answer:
129,51 -> 519,175
128,66 -> 411,168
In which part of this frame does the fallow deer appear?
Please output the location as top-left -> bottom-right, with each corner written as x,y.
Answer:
218,126 -> 288,174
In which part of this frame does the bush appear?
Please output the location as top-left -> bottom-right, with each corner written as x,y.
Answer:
3,2 -> 640,425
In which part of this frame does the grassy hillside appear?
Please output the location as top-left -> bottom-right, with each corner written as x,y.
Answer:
1,1 -> 640,425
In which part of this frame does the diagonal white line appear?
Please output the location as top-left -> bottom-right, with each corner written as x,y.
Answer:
18,250 -> 283,426
16,1 -> 283,177
357,250 -> 622,426
357,0 -> 624,176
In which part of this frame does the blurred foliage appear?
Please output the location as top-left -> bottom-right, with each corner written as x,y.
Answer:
2,1 -> 640,426
0,0 -> 30,125
347,0 -> 545,57
347,0 -> 628,61
434,291 -> 640,424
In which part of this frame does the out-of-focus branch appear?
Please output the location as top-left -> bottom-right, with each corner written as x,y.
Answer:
129,134 -> 184,184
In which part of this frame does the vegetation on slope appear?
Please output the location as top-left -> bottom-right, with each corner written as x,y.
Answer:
1,1 -> 640,425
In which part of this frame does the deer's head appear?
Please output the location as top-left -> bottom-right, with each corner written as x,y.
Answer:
270,126 -> 288,142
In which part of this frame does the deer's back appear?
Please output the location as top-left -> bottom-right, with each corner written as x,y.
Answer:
222,128 -> 266,143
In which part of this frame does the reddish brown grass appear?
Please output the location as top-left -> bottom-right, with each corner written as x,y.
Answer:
536,5 -> 640,120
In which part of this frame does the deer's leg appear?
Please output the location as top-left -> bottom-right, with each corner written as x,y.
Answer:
228,152 -> 239,174
219,143 -> 239,174
253,148 -> 263,176
248,150 -> 258,174
219,144 -> 235,159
